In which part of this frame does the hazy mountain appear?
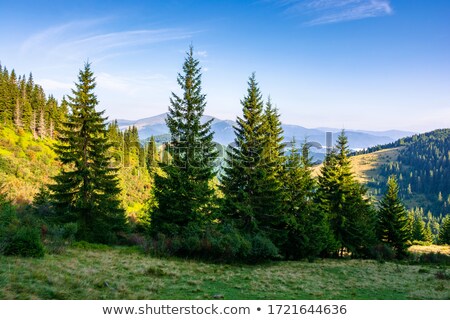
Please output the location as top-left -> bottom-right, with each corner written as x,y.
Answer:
115,113 -> 414,150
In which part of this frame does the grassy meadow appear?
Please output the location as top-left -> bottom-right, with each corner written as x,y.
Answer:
0,245 -> 449,300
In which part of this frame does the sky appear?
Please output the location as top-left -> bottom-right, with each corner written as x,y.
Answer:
0,0 -> 449,132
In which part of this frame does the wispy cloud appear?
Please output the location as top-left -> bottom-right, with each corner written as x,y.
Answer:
20,18 -> 194,63
195,50 -> 208,58
271,0 -> 393,25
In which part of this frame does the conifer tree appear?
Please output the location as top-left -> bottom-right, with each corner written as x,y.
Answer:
377,176 -> 410,256
49,63 -> 126,243
283,139 -> 330,258
151,46 -> 218,236
221,74 -> 268,231
438,215 -> 450,245
146,135 -> 159,172
317,131 -> 376,256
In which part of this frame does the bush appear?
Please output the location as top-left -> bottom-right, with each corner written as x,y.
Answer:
44,223 -> 78,254
147,223 -> 279,263
247,233 -> 280,262
1,225 -> 45,258
0,197 -> 45,258
369,243 -> 396,261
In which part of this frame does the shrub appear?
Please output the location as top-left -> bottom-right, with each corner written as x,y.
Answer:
369,243 -> 396,261
1,225 -> 45,258
45,223 -> 78,254
0,196 -> 45,258
248,233 -> 280,262
147,223 -> 279,263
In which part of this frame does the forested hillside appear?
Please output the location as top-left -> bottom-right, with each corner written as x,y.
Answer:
0,64 -> 151,220
1,51 -> 450,263
354,130 -> 450,216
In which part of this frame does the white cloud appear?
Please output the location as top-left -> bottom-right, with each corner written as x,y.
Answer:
37,78 -> 73,91
20,19 -> 194,63
195,50 -> 208,58
271,0 -> 393,25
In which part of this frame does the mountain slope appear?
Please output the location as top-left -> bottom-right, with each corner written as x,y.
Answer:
350,129 -> 450,216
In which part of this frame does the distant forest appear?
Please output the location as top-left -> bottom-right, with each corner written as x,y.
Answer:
356,130 -> 450,217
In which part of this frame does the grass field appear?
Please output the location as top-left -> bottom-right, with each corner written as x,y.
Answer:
0,246 -> 449,300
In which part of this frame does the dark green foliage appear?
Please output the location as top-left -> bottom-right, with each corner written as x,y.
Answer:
438,215 -> 450,244
0,196 -> 45,258
221,75 -> 285,240
318,131 -> 376,257
283,139 -> 330,259
377,176 -> 411,257
49,63 -> 126,244
1,225 -> 45,258
410,210 -> 432,244
148,223 -> 279,263
44,222 -> 78,254
151,47 -> 218,237
360,129 -> 450,216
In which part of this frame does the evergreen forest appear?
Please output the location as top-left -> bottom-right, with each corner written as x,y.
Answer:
1,48 -> 450,264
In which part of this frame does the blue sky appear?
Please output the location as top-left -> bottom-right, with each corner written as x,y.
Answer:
1,0 -> 449,131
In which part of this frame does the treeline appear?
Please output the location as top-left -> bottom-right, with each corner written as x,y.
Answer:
1,50 -> 450,261
360,130 -> 450,216
0,64 -> 68,139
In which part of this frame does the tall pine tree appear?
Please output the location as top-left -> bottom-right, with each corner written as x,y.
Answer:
317,131 -> 376,257
150,46 -> 218,236
49,63 -> 126,243
283,139 -> 331,259
221,74 -> 268,232
377,176 -> 410,256
221,74 -> 286,249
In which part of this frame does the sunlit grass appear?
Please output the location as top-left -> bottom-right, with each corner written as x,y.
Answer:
0,247 -> 448,300
409,245 -> 450,256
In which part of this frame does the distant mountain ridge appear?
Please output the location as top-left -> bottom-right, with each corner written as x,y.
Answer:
114,113 -> 416,150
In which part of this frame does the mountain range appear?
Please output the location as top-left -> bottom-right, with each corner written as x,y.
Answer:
115,113 -> 416,151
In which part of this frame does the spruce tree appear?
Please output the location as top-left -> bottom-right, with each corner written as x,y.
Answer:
221,73 -> 268,231
151,46 -> 218,236
317,131 -> 376,256
377,176 -> 410,256
146,135 -> 159,173
438,215 -> 450,244
49,63 -> 126,243
283,139 -> 330,259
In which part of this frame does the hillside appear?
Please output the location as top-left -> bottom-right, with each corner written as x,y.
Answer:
349,129 -> 450,216
0,126 -> 58,204
0,125 -> 151,218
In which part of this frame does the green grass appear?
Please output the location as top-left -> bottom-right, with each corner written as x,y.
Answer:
0,247 -> 449,300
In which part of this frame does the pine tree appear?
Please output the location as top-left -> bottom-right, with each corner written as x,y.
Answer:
283,139 -> 330,259
221,73 -> 268,231
151,46 -> 218,236
377,176 -> 410,256
411,209 -> 432,243
49,63 -> 126,243
317,131 -> 376,257
438,215 -> 450,245
146,135 -> 159,172
258,98 -> 287,247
